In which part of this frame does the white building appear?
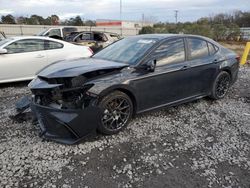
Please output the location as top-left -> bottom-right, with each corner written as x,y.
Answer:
96,19 -> 153,28
240,27 -> 250,40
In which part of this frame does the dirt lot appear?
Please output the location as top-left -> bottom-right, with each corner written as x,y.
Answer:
0,68 -> 250,186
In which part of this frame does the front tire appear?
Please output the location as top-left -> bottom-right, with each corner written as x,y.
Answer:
97,91 -> 133,135
210,71 -> 231,100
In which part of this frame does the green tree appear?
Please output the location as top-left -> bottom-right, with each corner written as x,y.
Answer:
42,15 -> 59,25
1,14 -> 16,24
29,15 -> 45,25
16,16 -> 28,24
85,20 -> 96,26
62,16 -> 83,26
226,23 -> 240,40
73,16 -> 83,26
139,26 -> 155,34
51,15 -> 59,25
211,24 -> 227,40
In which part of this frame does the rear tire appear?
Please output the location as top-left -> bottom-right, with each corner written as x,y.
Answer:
97,91 -> 133,135
210,71 -> 231,100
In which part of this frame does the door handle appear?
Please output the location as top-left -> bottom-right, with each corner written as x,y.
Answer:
213,59 -> 219,64
36,54 -> 45,58
181,65 -> 190,70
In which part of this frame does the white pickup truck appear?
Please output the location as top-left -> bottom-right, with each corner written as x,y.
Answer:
37,27 -> 77,40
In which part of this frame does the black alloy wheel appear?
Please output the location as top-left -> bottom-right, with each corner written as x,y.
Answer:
211,71 -> 231,99
98,91 -> 133,135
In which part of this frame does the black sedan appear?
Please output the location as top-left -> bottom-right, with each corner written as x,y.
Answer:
29,34 -> 239,144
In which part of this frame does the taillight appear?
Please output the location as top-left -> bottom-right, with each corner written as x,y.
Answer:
87,47 -> 93,55
236,55 -> 240,62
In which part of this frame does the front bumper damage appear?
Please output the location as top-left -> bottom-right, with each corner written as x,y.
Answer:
31,102 -> 102,144
28,76 -> 102,144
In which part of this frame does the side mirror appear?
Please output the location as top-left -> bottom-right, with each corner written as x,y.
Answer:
146,59 -> 156,72
0,48 -> 7,54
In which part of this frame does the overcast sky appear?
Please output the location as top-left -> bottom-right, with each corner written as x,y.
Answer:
0,0 -> 250,22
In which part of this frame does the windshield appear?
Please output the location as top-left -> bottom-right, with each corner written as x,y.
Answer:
64,32 -> 79,41
0,38 -> 14,46
37,28 -> 49,36
93,37 -> 158,65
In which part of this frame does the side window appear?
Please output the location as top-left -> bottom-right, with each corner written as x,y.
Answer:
94,33 -> 106,42
81,33 -> 91,40
188,38 -> 209,60
75,33 -> 91,42
153,38 -> 185,66
207,42 -> 217,55
5,39 -> 45,54
45,40 -> 63,50
47,29 -> 61,37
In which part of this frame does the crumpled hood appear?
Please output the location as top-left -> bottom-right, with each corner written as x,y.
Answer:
38,58 -> 128,78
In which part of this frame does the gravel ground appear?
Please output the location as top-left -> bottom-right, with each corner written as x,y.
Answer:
0,67 -> 250,188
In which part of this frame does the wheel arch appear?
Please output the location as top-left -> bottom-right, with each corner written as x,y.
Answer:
98,85 -> 138,115
219,67 -> 232,80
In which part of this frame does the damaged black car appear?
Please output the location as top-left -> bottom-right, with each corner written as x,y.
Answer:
29,34 -> 239,144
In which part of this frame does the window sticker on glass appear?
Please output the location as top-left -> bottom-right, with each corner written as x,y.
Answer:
137,39 -> 156,44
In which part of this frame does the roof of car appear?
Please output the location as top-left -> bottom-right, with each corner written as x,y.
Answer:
7,36 -> 63,42
128,34 -> 207,39
127,34 -> 218,44
73,31 -> 119,35
9,36 -> 45,39
45,26 -> 77,29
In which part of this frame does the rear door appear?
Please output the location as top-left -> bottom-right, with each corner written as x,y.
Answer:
0,39 -> 47,81
185,37 -> 219,95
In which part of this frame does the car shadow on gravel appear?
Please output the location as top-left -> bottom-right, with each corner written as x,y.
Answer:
0,81 -> 30,89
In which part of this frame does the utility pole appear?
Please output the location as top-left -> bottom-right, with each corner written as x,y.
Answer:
142,13 -> 144,27
175,10 -> 178,23
120,0 -> 123,36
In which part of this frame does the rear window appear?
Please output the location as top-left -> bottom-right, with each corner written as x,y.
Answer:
188,38 -> 209,60
62,27 -> 77,33
45,40 -> 63,50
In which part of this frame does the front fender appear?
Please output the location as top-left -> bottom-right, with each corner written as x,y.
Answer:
89,82 -> 136,99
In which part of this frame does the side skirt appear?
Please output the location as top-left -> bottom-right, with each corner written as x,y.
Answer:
136,94 -> 207,114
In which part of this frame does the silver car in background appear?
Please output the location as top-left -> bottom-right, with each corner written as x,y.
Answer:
0,36 -> 93,83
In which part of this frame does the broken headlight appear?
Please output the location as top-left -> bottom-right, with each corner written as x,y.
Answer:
50,83 -> 95,109
71,76 -> 86,88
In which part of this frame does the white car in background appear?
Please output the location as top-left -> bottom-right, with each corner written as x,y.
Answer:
0,36 -> 93,83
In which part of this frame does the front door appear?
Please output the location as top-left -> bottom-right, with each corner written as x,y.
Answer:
131,38 -> 199,112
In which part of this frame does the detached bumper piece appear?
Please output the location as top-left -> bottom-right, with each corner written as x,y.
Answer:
31,103 -> 102,144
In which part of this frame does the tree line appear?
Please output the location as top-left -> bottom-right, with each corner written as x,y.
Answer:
1,10 -> 250,40
140,10 -> 250,41
0,14 -> 96,26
